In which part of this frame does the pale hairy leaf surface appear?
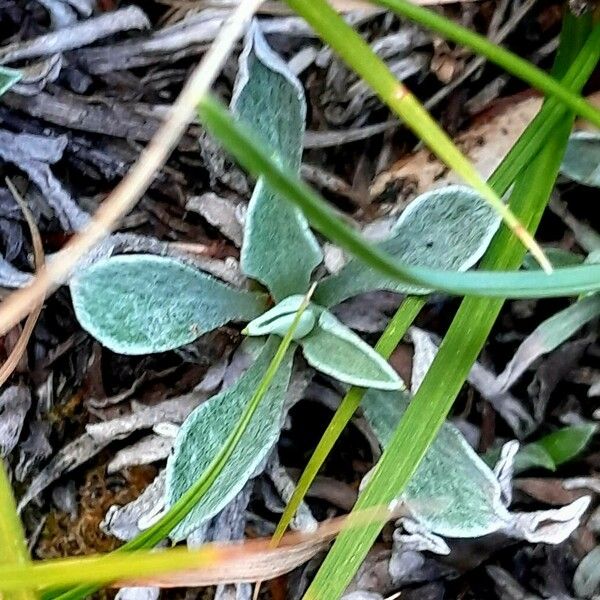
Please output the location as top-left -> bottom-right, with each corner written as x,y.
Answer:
299,310 -> 403,390
244,295 -> 317,340
362,388 -> 510,537
232,21 -> 322,299
0,66 -> 20,96
314,185 -> 500,307
71,255 -> 267,355
166,337 -> 294,540
561,131 -> 600,187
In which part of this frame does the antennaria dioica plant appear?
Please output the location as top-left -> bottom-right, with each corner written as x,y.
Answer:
69,22 -> 502,543
2,5 -> 600,599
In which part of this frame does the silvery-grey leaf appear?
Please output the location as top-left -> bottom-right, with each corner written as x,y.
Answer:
299,310 -> 403,390
0,385 -> 31,457
71,255 -> 267,355
561,132 -> 600,187
362,388 -> 511,538
314,185 -> 500,307
0,6 -> 150,63
233,21 -> 322,299
166,337 -> 294,540
489,294 -> 600,395
573,546 -> 600,599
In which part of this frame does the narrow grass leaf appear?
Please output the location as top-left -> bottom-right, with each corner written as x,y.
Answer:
362,388 -> 510,538
70,255 -> 267,354
283,0 -> 550,271
273,296 -> 425,543
233,21 -> 322,299
299,311 -> 403,390
197,96 -> 600,298
302,15 -> 590,599
371,0 -> 600,130
0,462 -> 36,600
315,185 -> 500,307
166,337 -> 293,540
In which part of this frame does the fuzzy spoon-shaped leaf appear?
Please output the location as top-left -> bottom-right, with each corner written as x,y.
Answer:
362,388 -> 510,537
166,336 -> 294,541
71,255 -> 267,354
299,311 -> 403,390
232,21 -> 322,300
314,185 -> 500,307
561,131 -> 600,187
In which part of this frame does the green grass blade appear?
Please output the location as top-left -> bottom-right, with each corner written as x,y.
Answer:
272,296 -> 426,542
0,547 -> 219,592
0,461 -> 36,600
302,15 -> 590,600
284,0 -> 550,271
197,96 -> 600,298
47,289 -> 314,600
489,24 -> 600,193
373,0 -> 600,130
270,19 -> 600,543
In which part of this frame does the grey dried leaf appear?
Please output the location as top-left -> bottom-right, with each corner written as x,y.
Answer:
186,192 -> 244,247
0,257 -> 33,288
11,54 -> 62,96
86,393 -> 204,443
107,433 -> 174,474
265,453 -> 317,533
215,583 -> 252,600
102,471 -> 167,542
18,433 -> 109,511
0,385 -> 31,457
36,0 -> 78,29
15,420 -> 52,482
491,294 -> 600,395
0,6 -> 150,64
506,496 -> 591,544
115,588 -> 159,600
0,129 -> 88,230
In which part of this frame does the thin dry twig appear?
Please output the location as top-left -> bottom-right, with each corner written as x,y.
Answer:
0,179 -> 45,388
0,0 -> 263,338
